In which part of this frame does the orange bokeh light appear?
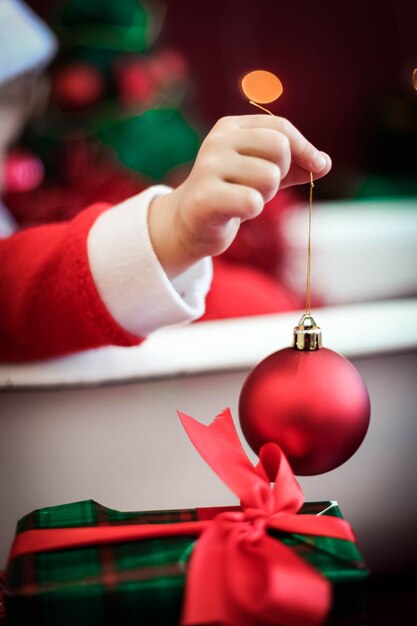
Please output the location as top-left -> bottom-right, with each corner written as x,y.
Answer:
241,70 -> 283,104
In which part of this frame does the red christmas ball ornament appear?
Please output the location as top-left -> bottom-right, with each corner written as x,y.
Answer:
4,150 -> 44,193
53,63 -> 104,110
148,48 -> 189,86
115,58 -> 155,107
239,315 -> 370,475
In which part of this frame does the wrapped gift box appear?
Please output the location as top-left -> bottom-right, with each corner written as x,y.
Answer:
4,498 -> 367,626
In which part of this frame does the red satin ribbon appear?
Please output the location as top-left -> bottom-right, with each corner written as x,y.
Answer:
8,408 -> 354,626
178,409 -> 353,626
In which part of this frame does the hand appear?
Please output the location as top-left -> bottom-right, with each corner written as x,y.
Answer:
148,115 -> 331,278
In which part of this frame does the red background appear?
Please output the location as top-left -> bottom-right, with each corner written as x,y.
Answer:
163,0 -> 416,172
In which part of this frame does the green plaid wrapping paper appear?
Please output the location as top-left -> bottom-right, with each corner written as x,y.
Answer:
5,500 -> 368,626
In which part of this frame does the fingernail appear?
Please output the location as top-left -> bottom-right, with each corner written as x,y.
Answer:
311,152 -> 327,172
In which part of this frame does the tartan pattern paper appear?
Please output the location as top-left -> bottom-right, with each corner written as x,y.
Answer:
6,500 -> 368,626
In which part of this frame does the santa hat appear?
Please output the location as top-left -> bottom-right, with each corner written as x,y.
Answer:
0,0 -> 57,86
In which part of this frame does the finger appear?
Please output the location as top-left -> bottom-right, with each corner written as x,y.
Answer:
216,153 -> 281,203
234,128 -> 291,178
190,179 -> 264,228
236,114 -> 331,174
280,155 -> 332,188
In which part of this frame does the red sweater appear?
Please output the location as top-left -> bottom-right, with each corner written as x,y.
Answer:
0,203 -> 298,363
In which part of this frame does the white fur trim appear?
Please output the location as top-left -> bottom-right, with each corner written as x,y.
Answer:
87,186 -> 213,336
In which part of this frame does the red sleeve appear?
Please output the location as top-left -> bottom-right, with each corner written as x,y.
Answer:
0,204 -> 142,362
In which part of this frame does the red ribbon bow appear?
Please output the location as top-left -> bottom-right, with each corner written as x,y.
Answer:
178,408 -> 354,626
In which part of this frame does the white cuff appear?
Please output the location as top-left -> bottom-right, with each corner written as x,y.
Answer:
87,185 -> 213,337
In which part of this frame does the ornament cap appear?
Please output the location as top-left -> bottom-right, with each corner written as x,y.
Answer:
293,314 -> 322,351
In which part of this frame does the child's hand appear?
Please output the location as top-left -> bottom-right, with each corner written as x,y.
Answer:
149,115 -> 331,278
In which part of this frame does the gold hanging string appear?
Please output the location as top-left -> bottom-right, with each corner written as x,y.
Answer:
249,100 -> 276,115
306,172 -> 314,315
249,99 -> 314,316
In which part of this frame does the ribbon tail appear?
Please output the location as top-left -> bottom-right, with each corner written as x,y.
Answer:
181,517 -> 331,626
181,519 -> 231,626
178,409 -> 269,503
258,535 -> 331,626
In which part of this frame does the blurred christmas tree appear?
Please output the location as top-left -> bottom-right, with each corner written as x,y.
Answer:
7,0 -> 201,224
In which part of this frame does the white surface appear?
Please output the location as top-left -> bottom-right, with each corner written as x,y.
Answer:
1,298 -> 417,389
283,199 -> 417,304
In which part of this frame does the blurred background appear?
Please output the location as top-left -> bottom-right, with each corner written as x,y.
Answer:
13,0 -> 417,197
165,0 -> 417,198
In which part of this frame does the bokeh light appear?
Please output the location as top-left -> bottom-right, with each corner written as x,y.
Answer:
241,69 -> 283,104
